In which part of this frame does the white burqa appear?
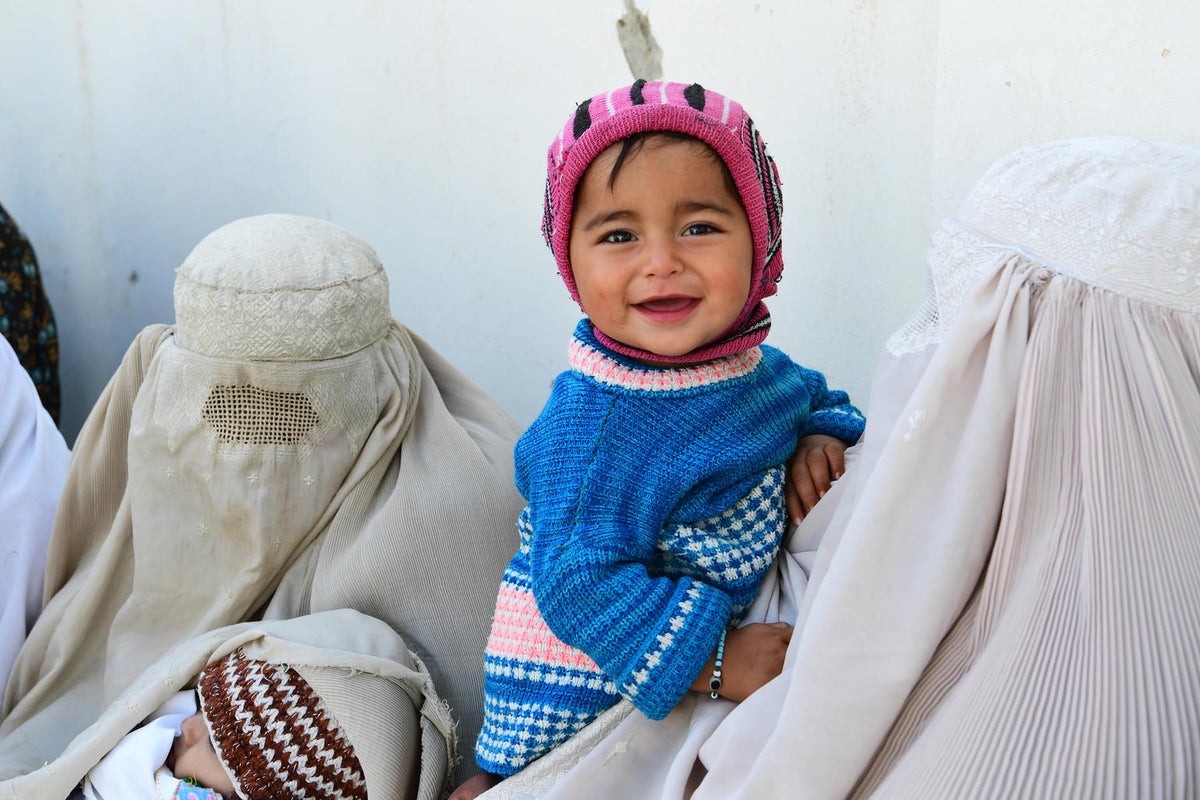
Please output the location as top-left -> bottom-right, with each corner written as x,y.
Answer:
0,338 -> 69,702
483,137 -> 1200,799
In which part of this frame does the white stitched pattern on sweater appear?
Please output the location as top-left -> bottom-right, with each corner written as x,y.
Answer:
621,585 -> 704,700
656,468 -> 786,619
477,696 -> 597,769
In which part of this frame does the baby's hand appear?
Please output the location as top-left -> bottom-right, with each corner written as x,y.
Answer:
785,434 -> 847,524
691,622 -> 792,703
448,772 -> 501,800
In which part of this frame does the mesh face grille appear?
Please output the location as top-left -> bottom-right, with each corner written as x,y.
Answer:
201,384 -> 320,446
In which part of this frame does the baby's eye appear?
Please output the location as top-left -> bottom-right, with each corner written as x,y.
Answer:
682,223 -> 717,236
600,230 -> 635,244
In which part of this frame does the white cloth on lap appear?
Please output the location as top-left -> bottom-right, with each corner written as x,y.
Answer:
82,691 -> 195,800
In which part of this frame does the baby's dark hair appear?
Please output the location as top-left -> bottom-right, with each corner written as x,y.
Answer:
604,131 -> 741,202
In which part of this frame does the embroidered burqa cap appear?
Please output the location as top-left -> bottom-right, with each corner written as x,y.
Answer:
173,214 -> 390,361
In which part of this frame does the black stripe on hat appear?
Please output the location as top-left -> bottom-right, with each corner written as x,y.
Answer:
573,99 -> 592,140
684,83 -> 706,111
746,117 -> 783,247
630,79 -> 647,105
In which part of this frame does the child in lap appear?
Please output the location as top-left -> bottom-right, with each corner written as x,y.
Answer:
453,80 -> 865,799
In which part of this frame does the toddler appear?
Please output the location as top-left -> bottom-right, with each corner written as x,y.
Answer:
455,80 -> 865,797
80,649 -> 367,800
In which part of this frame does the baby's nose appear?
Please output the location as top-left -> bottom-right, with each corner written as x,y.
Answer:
643,240 -> 683,277
180,712 -> 207,745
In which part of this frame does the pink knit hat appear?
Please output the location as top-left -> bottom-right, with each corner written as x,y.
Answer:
542,79 -> 784,364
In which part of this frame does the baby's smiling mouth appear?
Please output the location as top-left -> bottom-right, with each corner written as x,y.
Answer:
636,296 -> 697,312
633,295 -> 700,324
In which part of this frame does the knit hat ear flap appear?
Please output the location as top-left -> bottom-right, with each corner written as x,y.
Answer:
197,650 -> 367,800
543,79 -> 784,364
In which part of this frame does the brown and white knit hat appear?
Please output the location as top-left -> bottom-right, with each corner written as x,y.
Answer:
197,649 -> 368,800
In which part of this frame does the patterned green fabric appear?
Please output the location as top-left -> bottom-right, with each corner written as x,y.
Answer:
0,203 -> 60,423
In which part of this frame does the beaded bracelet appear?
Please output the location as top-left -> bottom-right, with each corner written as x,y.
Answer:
708,628 -> 727,699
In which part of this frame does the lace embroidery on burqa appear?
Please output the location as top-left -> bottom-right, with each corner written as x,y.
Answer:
152,354 -> 377,463
889,137 -> 1200,356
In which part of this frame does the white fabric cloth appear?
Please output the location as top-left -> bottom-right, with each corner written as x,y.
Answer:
82,691 -> 196,800
0,336 -> 69,702
482,137 -> 1200,799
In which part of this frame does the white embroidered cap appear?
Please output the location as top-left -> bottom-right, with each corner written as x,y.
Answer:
890,137 -> 1200,355
173,214 -> 391,361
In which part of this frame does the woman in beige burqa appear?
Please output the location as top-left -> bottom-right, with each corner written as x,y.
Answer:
0,214 -> 524,793
474,138 -> 1200,799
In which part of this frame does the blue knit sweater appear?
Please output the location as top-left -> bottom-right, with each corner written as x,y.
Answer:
476,321 -> 865,776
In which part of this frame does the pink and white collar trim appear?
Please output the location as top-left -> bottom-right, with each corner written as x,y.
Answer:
568,337 -> 762,392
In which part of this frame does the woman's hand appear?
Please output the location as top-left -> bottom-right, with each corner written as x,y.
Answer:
690,622 -> 792,703
785,434 -> 847,524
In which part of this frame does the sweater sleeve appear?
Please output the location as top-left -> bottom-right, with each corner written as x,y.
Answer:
520,392 -> 732,721
795,364 -> 866,444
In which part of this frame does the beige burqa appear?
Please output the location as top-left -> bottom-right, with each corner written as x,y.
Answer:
0,609 -> 454,800
0,215 -> 523,787
484,138 -> 1200,799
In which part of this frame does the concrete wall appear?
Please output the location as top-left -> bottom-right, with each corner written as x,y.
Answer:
0,1 -> 1194,444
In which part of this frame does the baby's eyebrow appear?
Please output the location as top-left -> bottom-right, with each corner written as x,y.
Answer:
674,199 -> 737,216
579,209 -> 634,232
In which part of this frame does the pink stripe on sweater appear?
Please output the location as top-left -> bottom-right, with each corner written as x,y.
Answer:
568,338 -> 761,391
486,585 -> 600,671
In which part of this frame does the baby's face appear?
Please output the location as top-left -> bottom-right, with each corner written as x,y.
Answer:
568,136 -> 753,363
171,712 -> 236,797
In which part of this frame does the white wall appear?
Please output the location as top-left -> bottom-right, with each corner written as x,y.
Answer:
931,0 -> 1200,222
1,1 -> 1195,444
